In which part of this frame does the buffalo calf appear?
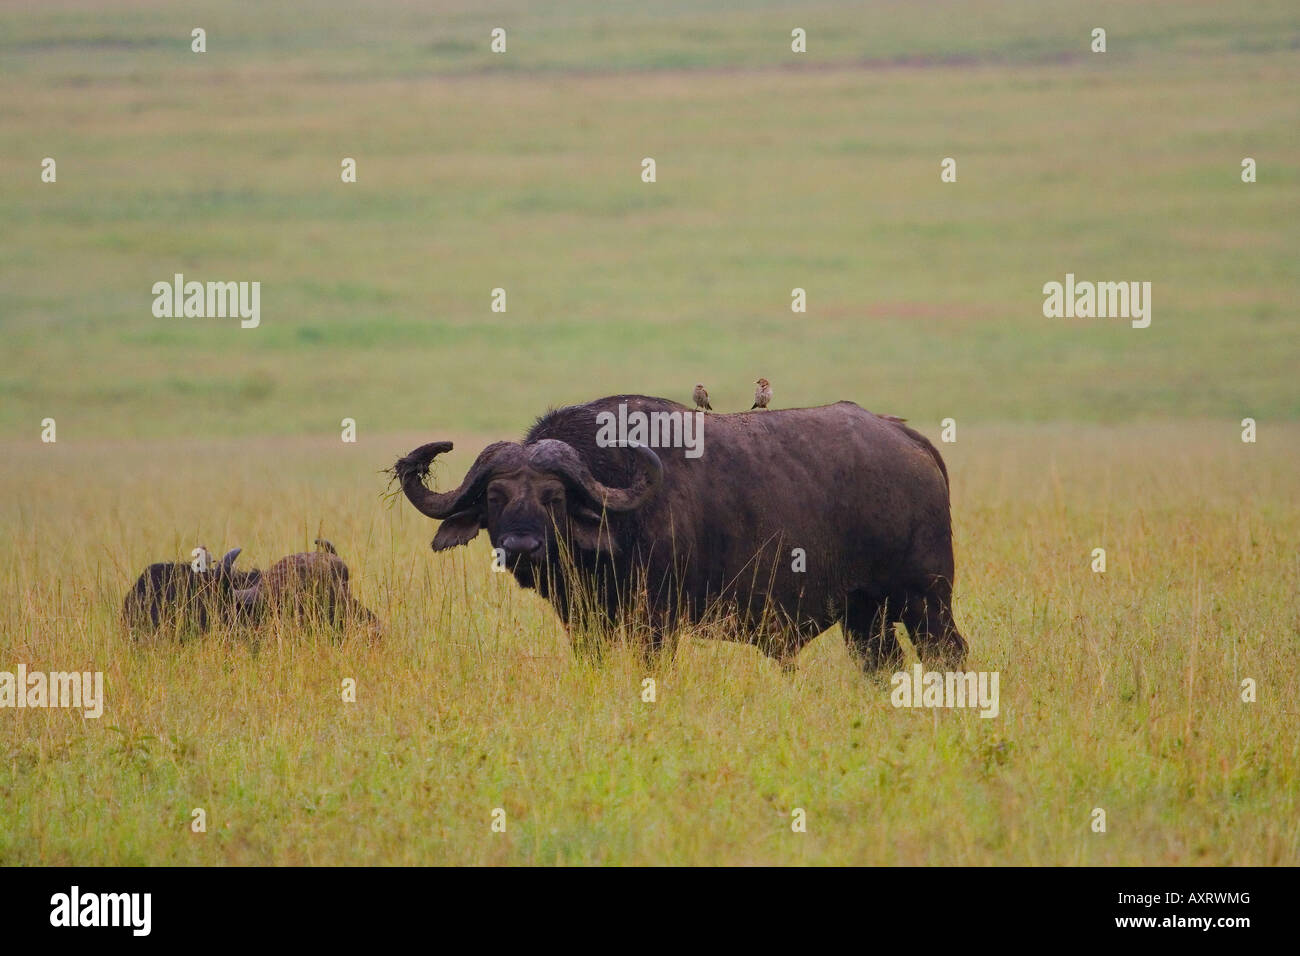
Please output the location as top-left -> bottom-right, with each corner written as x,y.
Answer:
122,547 -> 258,637
234,539 -> 378,633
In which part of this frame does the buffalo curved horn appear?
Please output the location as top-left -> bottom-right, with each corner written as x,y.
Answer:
393,441 -> 525,519
219,547 -> 242,570
527,439 -> 661,512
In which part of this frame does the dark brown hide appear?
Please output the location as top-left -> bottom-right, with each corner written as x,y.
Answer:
394,396 -> 966,667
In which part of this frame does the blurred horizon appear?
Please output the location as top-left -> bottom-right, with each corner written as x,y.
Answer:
1,0 -> 1297,439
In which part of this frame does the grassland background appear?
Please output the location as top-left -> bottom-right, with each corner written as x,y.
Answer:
0,0 -> 1297,864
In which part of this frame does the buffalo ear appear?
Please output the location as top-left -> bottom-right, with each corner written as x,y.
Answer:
431,510 -> 484,551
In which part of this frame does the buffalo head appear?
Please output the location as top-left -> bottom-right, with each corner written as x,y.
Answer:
393,439 -> 662,568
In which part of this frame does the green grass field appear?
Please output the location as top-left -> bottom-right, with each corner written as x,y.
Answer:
1,1 -> 1297,865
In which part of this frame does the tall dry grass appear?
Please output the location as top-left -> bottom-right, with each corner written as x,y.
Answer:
1,423 -> 1295,864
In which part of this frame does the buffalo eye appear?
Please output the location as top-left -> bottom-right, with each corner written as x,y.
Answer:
571,505 -> 603,524
486,489 -> 506,510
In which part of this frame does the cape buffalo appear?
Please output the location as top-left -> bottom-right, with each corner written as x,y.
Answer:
232,539 -> 379,633
122,547 -> 258,637
393,395 -> 967,668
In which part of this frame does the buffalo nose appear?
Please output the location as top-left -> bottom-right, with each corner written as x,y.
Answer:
502,533 -> 542,558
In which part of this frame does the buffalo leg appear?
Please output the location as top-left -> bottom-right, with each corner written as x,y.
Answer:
899,582 -> 968,668
842,592 -> 903,670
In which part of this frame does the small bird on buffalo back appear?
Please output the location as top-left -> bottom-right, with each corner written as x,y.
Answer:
751,378 -> 772,410
693,383 -> 712,412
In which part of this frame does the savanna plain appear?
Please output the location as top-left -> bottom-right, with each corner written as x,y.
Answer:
1,0 -> 1297,864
